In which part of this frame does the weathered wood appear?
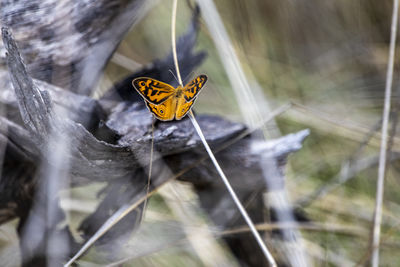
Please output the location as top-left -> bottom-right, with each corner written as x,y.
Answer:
0,0 -> 149,95
2,28 -> 52,144
0,3 -> 309,266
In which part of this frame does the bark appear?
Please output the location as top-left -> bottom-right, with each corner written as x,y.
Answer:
0,3 -> 308,266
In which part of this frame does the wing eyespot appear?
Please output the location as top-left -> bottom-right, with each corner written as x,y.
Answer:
139,81 -> 146,87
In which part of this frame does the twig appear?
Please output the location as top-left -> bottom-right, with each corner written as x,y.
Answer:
220,222 -> 368,238
140,119 -> 155,223
358,220 -> 400,266
371,0 -> 399,266
297,119 -> 382,207
290,102 -> 400,150
171,0 -> 277,266
107,220 -> 367,266
188,111 -> 278,266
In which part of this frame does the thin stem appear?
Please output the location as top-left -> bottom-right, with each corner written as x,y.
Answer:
141,119 -> 155,222
171,0 -> 183,86
371,0 -> 399,266
188,110 -> 277,266
171,1 -> 276,265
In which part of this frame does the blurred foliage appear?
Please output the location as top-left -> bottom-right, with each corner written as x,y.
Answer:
102,0 -> 400,265
1,0 -> 399,265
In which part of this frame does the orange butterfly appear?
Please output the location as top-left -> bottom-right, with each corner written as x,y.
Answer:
132,75 -> 207,121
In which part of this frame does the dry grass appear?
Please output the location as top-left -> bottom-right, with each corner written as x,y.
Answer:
2,0 -> 400,266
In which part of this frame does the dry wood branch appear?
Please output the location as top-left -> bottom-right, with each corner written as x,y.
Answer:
1,0 -> 150,95
0,3 -> 310,266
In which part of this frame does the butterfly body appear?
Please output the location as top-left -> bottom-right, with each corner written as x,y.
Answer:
175,87 -> 183,98
132,75 -> 207,121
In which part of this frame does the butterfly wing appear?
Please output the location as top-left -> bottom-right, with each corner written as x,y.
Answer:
146,97 -> 176,121
175,97 -> 195,120
182,75 -> 207,102
132,77 -> 175,104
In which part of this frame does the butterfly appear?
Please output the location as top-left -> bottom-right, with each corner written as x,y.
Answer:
132,75 -> 207,121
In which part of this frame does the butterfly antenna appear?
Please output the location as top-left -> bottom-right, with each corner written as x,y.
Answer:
168,69 -> 180,84
183,71 -> 195,84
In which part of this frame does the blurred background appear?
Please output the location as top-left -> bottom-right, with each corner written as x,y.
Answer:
1,0 -> 400,266
101,0 -> 400,265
